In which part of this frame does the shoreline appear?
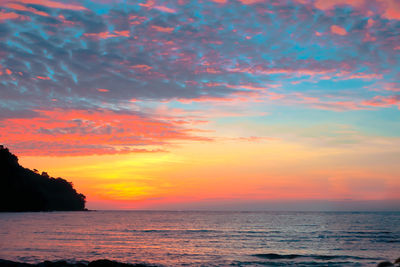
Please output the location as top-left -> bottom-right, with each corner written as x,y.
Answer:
0,259 -> 156,267
2,258 -> 399,267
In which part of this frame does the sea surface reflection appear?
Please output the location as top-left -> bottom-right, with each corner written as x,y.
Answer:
0,211 -> 399,266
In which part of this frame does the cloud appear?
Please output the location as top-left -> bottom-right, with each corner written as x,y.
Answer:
299,0 -> 400,20
330,25 -> 347,35
362,95 -> 400,108
0,109 -> 210,156
238,0 -> 264,4
7,0 -> 87,11
210,0 -> 228,4
83,30 -> 130,39
0,0 -> 395,108
0,0 -> 398,156
0,11 -> 29,21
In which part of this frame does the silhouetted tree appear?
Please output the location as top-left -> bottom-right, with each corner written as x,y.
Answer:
0,145 -> 86,212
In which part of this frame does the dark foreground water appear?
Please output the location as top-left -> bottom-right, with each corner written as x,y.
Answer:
0,211 -> 399,266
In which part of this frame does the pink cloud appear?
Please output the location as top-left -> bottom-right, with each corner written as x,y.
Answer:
58,14 -> 77,25
139,1 -> 176,13
345,73 -> 382,80
383,83 -> 400,92
83,31 -> 129,39
331,25 -> 347,36
5,3 -> 49,16
128,15 -> 148,25
363,32 -> 376,42
314,0 -> 364,11
130,64 -> 153,72
177,96 -> 235,103
8,0 -> 87,11
362,95 -> 400,108
367,18 -> 375,28
154,5 -> 176,13
210,0 -> 228,3
36,76 -> 51,80
0,11 -> 28,21
267,92 -> 367,111
228,65 -> 332,77
379,0 -> 400,20
311,100 -> 366,111
139,0 -> 155,8
238,0 -> 265,4
202,82 -> 278,91
227,62 -> 383,83
202,40 -> 223,45
151,25 -> 175,33
267,92 -> 285,100
301,0 -> 400,20
335,71 -> 383,80
114,30 -> 129,37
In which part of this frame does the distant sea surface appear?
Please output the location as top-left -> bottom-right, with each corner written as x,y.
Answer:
0,211 -> 399,266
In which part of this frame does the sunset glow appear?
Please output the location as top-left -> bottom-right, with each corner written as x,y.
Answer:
1,0 -> 399,210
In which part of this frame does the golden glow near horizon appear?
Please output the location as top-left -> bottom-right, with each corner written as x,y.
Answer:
19,132 -> 400,209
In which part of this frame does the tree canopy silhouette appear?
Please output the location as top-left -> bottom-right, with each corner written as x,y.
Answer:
0,145 -> 86,212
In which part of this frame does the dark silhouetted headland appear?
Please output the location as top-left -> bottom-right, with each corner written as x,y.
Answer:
0,145 -> 86,212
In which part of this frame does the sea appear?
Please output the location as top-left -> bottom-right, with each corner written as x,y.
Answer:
0,211 -> 399,266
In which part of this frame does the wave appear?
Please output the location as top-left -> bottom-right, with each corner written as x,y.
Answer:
0,259 -> 158,267
234,260 -> 362,266
252,253 -> 378,261
125,229 -> 220,233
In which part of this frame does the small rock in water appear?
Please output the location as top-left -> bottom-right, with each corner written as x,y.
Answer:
377,258 -> 400,267
377,261 -> 394,267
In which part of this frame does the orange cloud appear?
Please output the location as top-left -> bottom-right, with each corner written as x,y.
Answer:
0,109 -> 210,156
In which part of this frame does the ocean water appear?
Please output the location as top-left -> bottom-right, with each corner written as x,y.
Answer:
0,211 -> 399,266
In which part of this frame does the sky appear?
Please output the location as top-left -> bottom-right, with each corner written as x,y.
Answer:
0,0 -> 399,210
